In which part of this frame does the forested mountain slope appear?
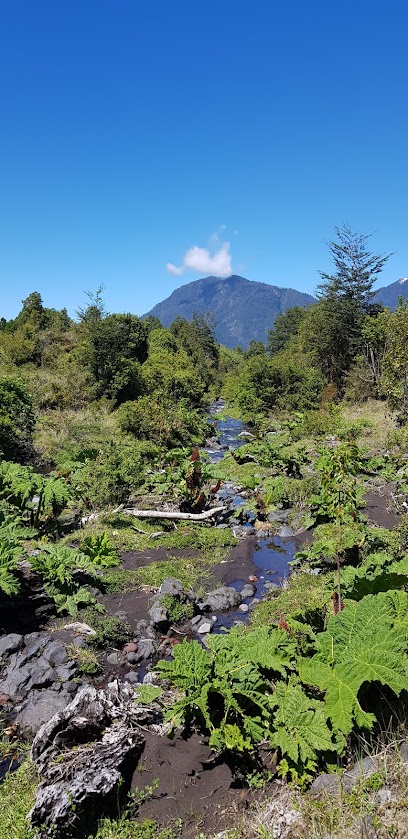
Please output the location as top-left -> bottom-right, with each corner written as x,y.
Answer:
144,274 -> 316,348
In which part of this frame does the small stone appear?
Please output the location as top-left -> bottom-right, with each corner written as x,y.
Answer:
137,639 -> 156,660
42,641 -> 69,667
249,598 -> 260,607
190,615 -> 202,627
310,773 -> 342,798
126,652 -> 139,664
197,621 -> 213,634
106,652 -> 125,666
248,575 -> 258,582
238,603 -> 249,613
211,615 -> 217,623
124,671 -> 139,684
158,578 -> 184,598
73,636 -> 87,648
375,787 -> 394,806
136,620 -> 149,632
201,586 -> 242,612
240,583 -> 256,599
113,611 -> 128,622
277,525 -> 295,539
123,642 -> 138,654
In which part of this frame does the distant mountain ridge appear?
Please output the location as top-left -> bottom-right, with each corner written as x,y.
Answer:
144,275 -> 316,348
372,278 -> 408,309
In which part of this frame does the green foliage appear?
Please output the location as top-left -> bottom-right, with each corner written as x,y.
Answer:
270,682 -> 335,781
134,684 -> 163,705
0,376 -> 35,460
80,532 -> 120,566
116,398 -> 207,449
81,607 -> 132,648
0,461 -> 71,528
30,545 -> 103,616
67,644 -> 102,675
159,594 -> 194,624
156,626 -> 295,755
299,592 -> 408,740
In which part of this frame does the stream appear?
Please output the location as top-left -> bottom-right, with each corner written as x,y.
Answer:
202,401 -> 301,629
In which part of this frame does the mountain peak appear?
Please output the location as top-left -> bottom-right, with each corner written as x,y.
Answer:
144,275 -> 316,348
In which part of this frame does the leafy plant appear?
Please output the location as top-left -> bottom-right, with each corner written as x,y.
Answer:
156,626 -> 295,754
30,545 -> 103,615
80,532 -> 120,566
299,592 -> 408,742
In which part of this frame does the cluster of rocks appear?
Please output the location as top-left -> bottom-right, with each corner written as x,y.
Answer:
209,480 -> 306,541
0,632 -> 80,735
143,576 -> 258,638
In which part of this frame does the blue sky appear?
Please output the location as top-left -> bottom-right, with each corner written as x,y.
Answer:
1,0 -> 407,320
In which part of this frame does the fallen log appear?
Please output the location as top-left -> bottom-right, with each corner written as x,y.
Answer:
121,505 -> 227,521
29,681 -> 161,838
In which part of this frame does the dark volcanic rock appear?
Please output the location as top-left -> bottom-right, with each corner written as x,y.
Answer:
201,586 -> 242,612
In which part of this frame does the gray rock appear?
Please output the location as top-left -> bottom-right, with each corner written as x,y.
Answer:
0,633 -> 23,660
359,815 -> 380,838
72,636 -> 87,648
42,641 -> 69,667
106,652 -> 125,666
113,610 -> 128,622
24,633 -> 53,660
343,756 -> 379,792
26,657 -> 56,691
197,621 -> 213,634
16,689 -> 71,735
310,773 -> 342,797
240,584 -> 256,599
232,525 -> 256,538
148,602 -> 169,630
126,652 -> 139,664
267,509 -> 290,523
158,578 -> 184,598
263,581 -> 279,590
63,622 -> 96,636
399,741 -> 408,765
55,662 -> 77,681
51,682 -> 62,691
277,525 -> 295,539
190,614 -> 203,627
124,671 -> 139,684
201,586 -> 242,612
249,598 -> 261,607
136,620 -> 149,632
144,626 -> 159,641
374,787 -> 395,806
238,603 -> 249,613
136,639 -> 156,660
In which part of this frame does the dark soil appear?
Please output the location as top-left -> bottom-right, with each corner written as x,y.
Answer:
132,730 -> 253,838
365,485 -> 400,529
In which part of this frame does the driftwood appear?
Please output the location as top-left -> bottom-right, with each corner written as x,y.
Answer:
122,505 -> 227,521
29,681 -> 161,838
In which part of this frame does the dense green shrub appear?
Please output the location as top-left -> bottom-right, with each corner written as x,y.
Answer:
116,398 -> 207,449
0,377 -> 35,460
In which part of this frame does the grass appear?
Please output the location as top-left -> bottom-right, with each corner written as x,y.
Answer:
250,571 -> 328,627
0,761 -> 38,839
341,399 -> 397,454
65,514 -> 238,554
103,550 -> 227,595
67,644 -> 102,675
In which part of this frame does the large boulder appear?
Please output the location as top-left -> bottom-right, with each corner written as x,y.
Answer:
201,586 -> 242,612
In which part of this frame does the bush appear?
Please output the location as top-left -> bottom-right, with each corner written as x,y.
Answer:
0,377 -> 34,460
116,398 -> 207,449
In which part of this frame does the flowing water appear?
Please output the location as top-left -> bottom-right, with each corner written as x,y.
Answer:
203,401 -> 301,628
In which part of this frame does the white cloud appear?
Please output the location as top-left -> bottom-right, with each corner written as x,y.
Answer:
166,240 -> 232,278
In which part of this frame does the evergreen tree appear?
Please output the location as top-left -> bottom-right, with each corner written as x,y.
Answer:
310,225 -> 392,391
